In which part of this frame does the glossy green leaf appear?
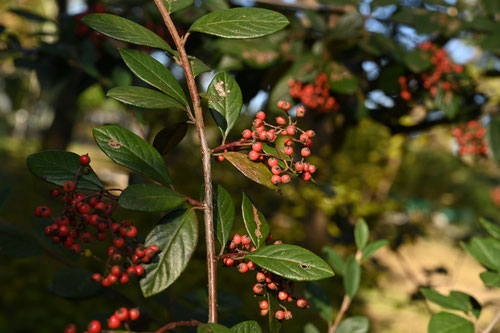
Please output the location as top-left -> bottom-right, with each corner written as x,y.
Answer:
119,49 -> 188,105
140,209 -> 198,297
118,184 -> 185,212
222,152 -> 278,190
268,292 -> 282,333
153,122 -> 188,156
461,237 -> 500,271
354,218 -> 369,250
198,324 -> 232,333
488,114 -> 500,163
214,184 -> 235,249
163,0 -> 193,13
207,71 -> 242,141
231,321 -> 262,333
0,223 -> 42,258
107,86 -> 185,110
480,271 -> 500,288
241,193 -> 269,248
190,8 -> 289,39
361,240 -> 388,262
479,218 -> 500,239
428,312 -> 474,333
187,55 -> 212,77
344,256 -> 360,298
49,268 -> 99,299
246,244 -> 335,281
322,246 -> 345,275
82,14 -> 173,52
336,316 -> 369,333
420,288 -> 470,313
93,125 -> 172,185
26,150 -> 103,191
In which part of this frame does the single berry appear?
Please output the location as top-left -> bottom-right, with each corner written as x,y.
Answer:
216,155 -> 225,162
286,126 -> 296,136
284,147 -> 293,156
115,307 -> 129,321
275,310 -> 285,320
129,308 -> 140,321
260,309 -> 269,316
88,320 -> 102,333
238,262 -> 249,273
277,100 -> 291,111
278,291 -> 288,301
241,235 -> 252,245
302,172 -> 312,181
252,142 -> 263,152
281,174 -> 291,184
296,106 -> 306,117
295,162 -> 304,172
266,131 -> 276,141
285,311 -> 293,320
223,258 -> 234,267
135,265 -> 145,276
271,175 -> 281,185
276,116 -> 286,125
306,130 -> 315,137
253,283 -> 264,294
267,282 -> 278,290
271,165 -> 281,175
301,147 -> 311,157
35,206 -> 51,218
297,298 -> 309,308
247,260 -> 256,269
232,234 -> 242,245
256,272 -> 266,283
242,129 -> 252,139
111,265 -> 121,276
107,315 -> 121,329
308,165 -> 317,174
248,150 -> 260,161
65,323 -> 77,333
259,300 -> 269,310
80,154 -> 91,165
63,181 -> 76,192
256,111 -> 266,120
253,118 -> 263,127
92,273 -> 102,282
51,189 -> 61,197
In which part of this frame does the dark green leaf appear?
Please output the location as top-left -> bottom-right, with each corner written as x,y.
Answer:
479,218 -> 500,239
329,12 -> 363,40
119,49 -> 188,105
361,240 -> 388,262
118,184 -> 185,212
222,152 -> 278,190
26,150 -> 103,191
107,86 -> 185,110
488,115 -> 500,164
304,323 -> 320,333
268,292 -> 282,333
190,8 -> 289,39
354,218 -> 369,250
207,71 -> 243,141
49,268 -> 99,299
449,291 -> 481,319
330,78 -> 358,95
404,50 -> 432,73
231,321 -> 262,333
428,312 -> 474,333
214,184 -> 235,250
336,316 -> 369,333
153,122 -> 189,155
480,271 -> 500,288
344,256 -> 360,298
461,237 -> 500,271
188,55 -> 212,77
93,125 -> 171,184
420,288 -> 470,313
198,324 -> 232,333
435,90 -> 462,119
82,14 -> 173,52
163,0 -> 194,13
241,193 -> 269,248
322,246 -> 345,275
246,244 -> 335,281
305,282 -> 333,323
0,223 -> 42,258
140,209 -> 198,297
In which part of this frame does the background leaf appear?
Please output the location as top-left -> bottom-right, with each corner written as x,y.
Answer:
162,0 -> 193,14
231,321 -> 262,333
107,86 -> 185,110
420,288 -> 470,313
344,256 -> 361,298
354,218 -> 369,250
222,152 -> 278,190
428,312 -> 474,333
461,237 -> 500,271
322,246 -> 345,275
214,184 -> 235,250
198,324 -> 232,333
153,122 -> 189,156
479,217 -> 500,239
480,271 -> 500,287
0,223 -> 42,258
118,184 -> 185,212
49,268 -> 99,299
241,193 -> 269,247
336,316 -> 370,333
360,240 -> 388,262
305,282 -> 333,323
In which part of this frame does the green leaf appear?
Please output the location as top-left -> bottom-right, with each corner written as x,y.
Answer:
428,312 -> 474,333
304,323 -> 320,333
107,86 -> 185,110
82,14 -> 173,52
207,71 -> 243,141
163,0 -> 193,13
322,246 -> 345,275
344,256 -> 360,298
488,114 -> 500,163
420,288 -> 470,313
214,184 -> 235,249
49,268 -> 99,299
268,292 -> 282,333
0,223 -> 42,258
198,324 -> 232,333
435,90 -> 462,119
304,282 -> 333,323
119,49 -> 188,105
222,152 -> 278,190
480,271 -> 500,288
361,240 -> 388,262
336,316 -> 369,333
246,244 -> 335,281
479,218 -> 500,239
140,209 -> 198,297
354,218 -> 369,250
448,291 -> 481,319
187,55 -> 212,77
404,50 -> 432,73
93,125 -> 172,185
231,321 -> 262,333
189,8 -> 289,39
461,237 -> 500,271
241,193 -> 269,248
118,184 -> 185,212
152,122 -> 188,156
26,150 -> 103,191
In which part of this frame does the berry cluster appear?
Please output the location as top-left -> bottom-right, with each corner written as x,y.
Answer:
288,73 -> 339,112
399,41 -> 463,101
452,120 -> 488,156
65,307 -> 140,333
222,234 -> 310,321
239,100 -> 317,185
34,154 -> 159,287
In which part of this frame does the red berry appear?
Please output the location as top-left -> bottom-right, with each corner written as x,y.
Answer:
297,298 -> 309,308
241,235 -> 252,245
232,234 -> 242,245
35,206 -> 51,218
129,308 -> 140,321
266,131 -> 276,141
306,130 -> 315,137
256,111 -> 266,120
308,165 -> 317,174
94,202 -> 105,212
114,307 -> 128,321
278,291 -> 288,301
277,100 -> 291,111
271,175 -> 281,185
301,147 -> 311,157
276,116 -> 286,125
63,181 -> 76,192
267,158 -> 278,167
247,260 -> 256,269
295,162 -> 304,172
119,273 -> 129,284
135,265 -> 145,276
259,300 -> 269,310
271,165 -> 281,175
242,129 -> 252,139
285,311 -> 293,320
252,142 -> 262,152
238,262 -> 249,273
88,320 -> 102,333
149,244 -> 160,253
216,155 -> 225,162
281,174 -> 291,184
92,273 -> 102,282
80,154 -> 91,165
267,282 -> 278,290
284,147 -> 293,156
223,258 -> 234,267
70,244 -> 82,254
302,172 -> 312,181
248,151 -> 260,161
260,309 -> 269,316
256,272 -> 266,283
126,226 -> 137,238
253,283 -> 264,294
253,118 -> 263,127
111,265 -> 121,276
286,126 -> 296,136
107,315 -> 121,329
101,277 -> 110,287
113,237 -> 125,248
51,189 -> 61,197
65,323 -> 77,333
275,310 -> 285,320
296,106 -> 306,117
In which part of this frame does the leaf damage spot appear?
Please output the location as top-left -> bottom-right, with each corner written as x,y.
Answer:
252,205 -> 263,239
300,263 -> 311,269
214,80 -> 230,98
108,139 -> 122,149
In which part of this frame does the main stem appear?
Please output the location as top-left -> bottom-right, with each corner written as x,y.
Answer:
153,0 -> 217,323
329,295 -> 351,333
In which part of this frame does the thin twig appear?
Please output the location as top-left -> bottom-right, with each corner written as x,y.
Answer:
483,308 -> 500,333
329,295 -> 352,333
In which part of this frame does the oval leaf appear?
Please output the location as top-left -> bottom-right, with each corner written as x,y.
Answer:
428,312 -> 474,333
0,223 -> 42,258
420,288 -> 470,313
163,0 -> 194,14
198,324 -> 232,333
305,282 -> 333,323
360,239 -> 388,262
354,218 -> 369,250
107,86 -> 185,110
461,237 -> 500,271
153,122 -> 189,156
119,49 -> 188,105
479,217 -> 500,239
82,14 -> 173,52
222,152 -> 278,190
322,246 -> 345,275
241,193 -> 269,248
118,184 -> 185,212
140,209 -> 198,297
336,316 -> 369,333
344,256 -> 360,298
26,150 -> 103,191
207,71 -> 242,141
267,292 -> 282,333
487,114 -> 500,163
49,268 -> 99,299
190,8 -> 289,39
231,321 -> 262,333
214,184 -> 235,250
93,125 -> 172,185
245,244 -> 335,281
480,271 -> 500,288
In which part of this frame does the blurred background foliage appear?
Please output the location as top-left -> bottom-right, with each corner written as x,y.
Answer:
2,0 -> 500,332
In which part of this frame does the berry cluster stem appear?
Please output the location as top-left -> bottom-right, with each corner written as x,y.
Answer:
153,0 -> 217,323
